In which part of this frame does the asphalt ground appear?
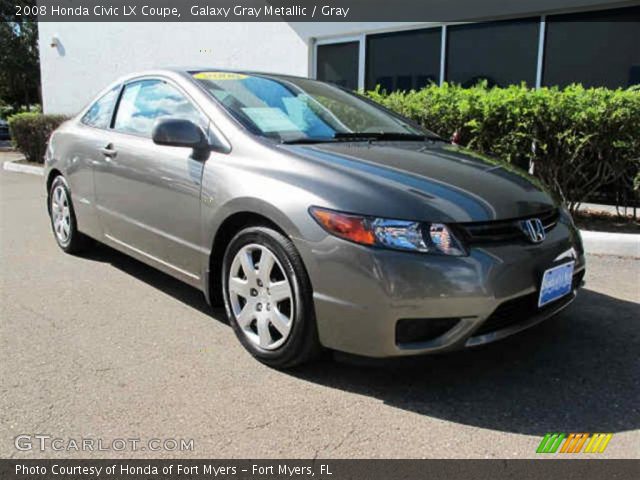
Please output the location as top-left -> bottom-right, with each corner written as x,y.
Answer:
1,162 -> 639,459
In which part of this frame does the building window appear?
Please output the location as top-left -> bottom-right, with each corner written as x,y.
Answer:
543,6 -> 640,89
365,28 -> 441,92
446,19 -> 539,87
316,42 -> 359,90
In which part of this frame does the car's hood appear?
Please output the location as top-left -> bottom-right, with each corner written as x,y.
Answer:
279,141 -> 555,222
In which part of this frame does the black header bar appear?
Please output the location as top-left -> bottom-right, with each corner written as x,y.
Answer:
1,459 -> 639,480
2,0 -> 639,22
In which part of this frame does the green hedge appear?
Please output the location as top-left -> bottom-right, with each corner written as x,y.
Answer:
366,83 -> 640,211
7,112 -> 68,163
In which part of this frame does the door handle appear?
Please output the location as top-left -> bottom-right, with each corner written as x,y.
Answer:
100,144 -> 117,158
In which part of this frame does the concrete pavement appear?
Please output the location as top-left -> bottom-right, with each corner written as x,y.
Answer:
1,166 -> 639,459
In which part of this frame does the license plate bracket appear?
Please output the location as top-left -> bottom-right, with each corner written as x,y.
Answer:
538,261 -> 575,308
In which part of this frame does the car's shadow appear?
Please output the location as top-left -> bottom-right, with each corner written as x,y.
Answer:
294,289 -> 639,435
84,242 -> 640,435
84,242 -> 221,318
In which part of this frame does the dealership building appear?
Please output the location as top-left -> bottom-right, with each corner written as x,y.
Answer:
39,0 -> 639,114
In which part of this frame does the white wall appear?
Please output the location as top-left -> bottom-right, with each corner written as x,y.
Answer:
38,21 -> 433,114
38,22 -> 310,114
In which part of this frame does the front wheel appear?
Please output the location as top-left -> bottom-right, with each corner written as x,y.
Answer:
222,226 -> 321,368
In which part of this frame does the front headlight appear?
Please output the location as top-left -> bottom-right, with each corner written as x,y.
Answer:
310,207 -> 466,256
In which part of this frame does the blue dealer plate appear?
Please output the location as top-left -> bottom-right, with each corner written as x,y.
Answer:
538,261 -> 575,307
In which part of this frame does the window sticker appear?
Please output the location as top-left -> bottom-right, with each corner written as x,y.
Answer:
241,107 -> 301,132
193,72 -> 248,81
282,96 -> 310,130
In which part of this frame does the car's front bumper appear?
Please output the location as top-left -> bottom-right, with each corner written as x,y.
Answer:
293,220 -> 585,358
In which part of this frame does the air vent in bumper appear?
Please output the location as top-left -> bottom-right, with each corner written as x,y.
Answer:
396,317 -> 461,346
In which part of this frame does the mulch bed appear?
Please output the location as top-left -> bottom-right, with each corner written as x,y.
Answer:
574,210 -> 639,234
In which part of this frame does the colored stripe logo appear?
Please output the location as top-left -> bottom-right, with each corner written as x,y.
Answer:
536,433 -> 612,454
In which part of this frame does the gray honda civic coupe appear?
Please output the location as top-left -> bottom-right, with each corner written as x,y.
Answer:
45,68 -> 585,367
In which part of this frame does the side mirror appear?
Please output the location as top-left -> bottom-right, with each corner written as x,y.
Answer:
152,118 -> 208,150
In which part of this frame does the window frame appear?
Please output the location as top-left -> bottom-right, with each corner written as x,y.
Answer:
312,19 -> 550,91
445,17 -> 541,88
365,26 -> 443,92
541,6 -> 640,89
313,35 -> 366,90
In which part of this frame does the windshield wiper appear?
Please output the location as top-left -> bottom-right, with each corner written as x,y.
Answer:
280,132 -> 444,145
280,137 -> 338,145
332,132 -> 442,142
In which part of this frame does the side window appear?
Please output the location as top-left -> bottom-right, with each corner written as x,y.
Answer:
81,86 -> 120,129
113,79 -> 207,137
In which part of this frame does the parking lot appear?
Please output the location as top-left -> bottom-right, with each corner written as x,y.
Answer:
1,164 -> 638,459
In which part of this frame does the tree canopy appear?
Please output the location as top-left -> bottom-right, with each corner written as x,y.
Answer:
0,0 -> 41,113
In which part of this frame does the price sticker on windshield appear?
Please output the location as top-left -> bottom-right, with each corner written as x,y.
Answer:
193,72 -> 248,81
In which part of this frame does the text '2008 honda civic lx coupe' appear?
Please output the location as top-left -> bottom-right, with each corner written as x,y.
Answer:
45,69 -> 585,367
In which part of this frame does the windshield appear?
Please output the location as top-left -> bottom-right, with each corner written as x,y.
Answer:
192,71 -> 433,142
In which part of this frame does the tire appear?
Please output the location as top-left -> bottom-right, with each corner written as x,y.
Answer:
48,175 -> 91,254
222,226 -> 321,368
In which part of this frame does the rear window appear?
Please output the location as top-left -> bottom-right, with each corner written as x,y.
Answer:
81,86 -> 120,129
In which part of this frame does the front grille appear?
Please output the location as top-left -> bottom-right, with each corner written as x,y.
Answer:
473,270 -> 584,336
458,209 -> 559,245
396,317 -> 461,345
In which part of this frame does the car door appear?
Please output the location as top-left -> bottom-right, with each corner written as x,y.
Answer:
93,78 -> 210,283
59,85 -> 122,240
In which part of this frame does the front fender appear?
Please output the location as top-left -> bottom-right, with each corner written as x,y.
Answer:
206,196 -> 308,250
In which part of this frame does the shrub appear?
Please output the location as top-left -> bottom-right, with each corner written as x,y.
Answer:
7,112 -> 68,163
366,83 -> 640,212
1,103 -> 42,120
0,100 -> 12,120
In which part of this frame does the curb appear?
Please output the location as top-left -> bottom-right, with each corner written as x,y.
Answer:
3,159 -> 44,176
580,230 -> 639,258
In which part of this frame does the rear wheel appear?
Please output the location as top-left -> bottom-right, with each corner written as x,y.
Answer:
49,175 -> 91,254
222,226 -> 320,368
